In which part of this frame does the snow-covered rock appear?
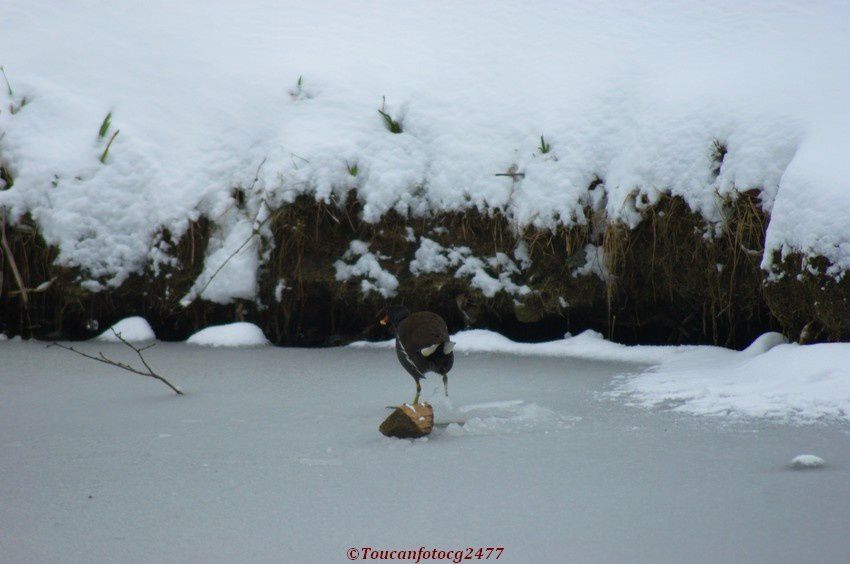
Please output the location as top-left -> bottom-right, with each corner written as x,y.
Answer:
186,322 -> 269,347
95,316 -> 155,342
790,454 -> 825,469
741,332 -> 788,356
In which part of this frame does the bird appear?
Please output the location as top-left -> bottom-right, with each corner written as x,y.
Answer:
381,305 -> 455,405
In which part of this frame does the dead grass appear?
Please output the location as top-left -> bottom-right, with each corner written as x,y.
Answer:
599,191 -> 774,345
764,252 -> 850,342
0,181 -> 830,347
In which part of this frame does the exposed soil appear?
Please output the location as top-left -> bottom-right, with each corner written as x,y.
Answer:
1,188 -> 844,347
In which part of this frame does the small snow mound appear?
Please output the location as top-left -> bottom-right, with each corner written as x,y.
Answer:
790,454 -> 825,469
438,400 -> 577,436
743,332 -> 788,357
96,316 -> 156,342
445,423 -> 465,437
186,322 -> 269,347
0,334 -> 8,342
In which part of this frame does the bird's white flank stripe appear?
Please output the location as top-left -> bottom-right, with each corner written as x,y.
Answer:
397,338 -> 424,377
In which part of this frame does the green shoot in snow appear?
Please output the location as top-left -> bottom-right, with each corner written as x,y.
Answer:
99,130 -> 120,164
378,96 -> 402,133
98,112 -> 112,139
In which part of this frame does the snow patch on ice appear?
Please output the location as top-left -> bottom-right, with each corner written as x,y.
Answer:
95,316 -> 155,342
789,454 -> 825,469
437,400 -> 579,436
186,322 -> 269,347
352,328 -> 686,364
615,334 -> 850,422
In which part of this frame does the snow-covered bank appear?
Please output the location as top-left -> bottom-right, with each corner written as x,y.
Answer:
613,333 -> 850,422
1,0 -> 849,300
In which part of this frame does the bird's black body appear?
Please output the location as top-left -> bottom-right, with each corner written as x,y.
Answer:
383,306 -> 455,403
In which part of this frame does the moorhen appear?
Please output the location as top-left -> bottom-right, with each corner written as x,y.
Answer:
381,305 -> 455,404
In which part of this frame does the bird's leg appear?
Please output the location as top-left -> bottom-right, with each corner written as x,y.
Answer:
413,379 -> 421,404
442,373 -> 448,397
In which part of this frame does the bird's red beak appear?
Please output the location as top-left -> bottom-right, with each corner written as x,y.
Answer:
380,314 -> 390,326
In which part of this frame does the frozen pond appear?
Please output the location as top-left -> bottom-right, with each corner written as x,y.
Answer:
1,341 -> 849,562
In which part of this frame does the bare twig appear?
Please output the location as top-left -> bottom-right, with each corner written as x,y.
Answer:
8,277 -> 56,296
49,328 -> 183,395
289,152 -> 310,165
0,66 -> 13,97
248,157 -> 268,191
0,209 -> 28,307
495,164 -> 524,180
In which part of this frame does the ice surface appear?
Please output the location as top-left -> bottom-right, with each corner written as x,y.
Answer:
1,1 -> 849,300
95,316 -> 155,342
185,322 -> 269,347
1,341 -> 849,562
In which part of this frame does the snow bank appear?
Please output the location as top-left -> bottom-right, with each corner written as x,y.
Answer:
95,316 -> 155,342
186,323 -> 269,347
352,328 -> 687,364
1,1 -> 849,300
615,334 -> 850,422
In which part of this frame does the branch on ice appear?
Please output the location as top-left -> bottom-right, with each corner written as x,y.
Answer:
49,329 -> 183,396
